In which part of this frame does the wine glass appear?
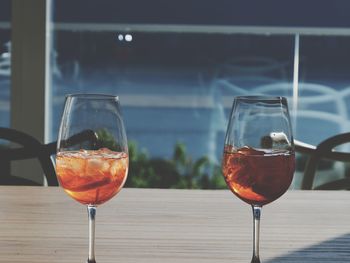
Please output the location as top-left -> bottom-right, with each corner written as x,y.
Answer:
222,96 -> 295,263
55,94 -> 129,263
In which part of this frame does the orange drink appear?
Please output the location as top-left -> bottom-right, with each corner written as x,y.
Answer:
56,148 -> 128,205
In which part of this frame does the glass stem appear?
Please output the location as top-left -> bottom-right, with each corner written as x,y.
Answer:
251,205 -> 262,263
87,205 -> 97,263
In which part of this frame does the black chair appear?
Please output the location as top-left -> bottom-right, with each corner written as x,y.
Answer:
0,128 -> 100,186
295,133 -> 350,190
0,128 -> 58,185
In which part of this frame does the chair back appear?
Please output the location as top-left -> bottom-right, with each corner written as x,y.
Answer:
0,128 -> 58,185
298,133 -> 350,190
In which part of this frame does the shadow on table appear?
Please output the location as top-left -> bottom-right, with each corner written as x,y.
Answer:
266,233 -> 350,263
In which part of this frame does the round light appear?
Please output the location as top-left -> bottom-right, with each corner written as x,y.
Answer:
125,34 -> 133,42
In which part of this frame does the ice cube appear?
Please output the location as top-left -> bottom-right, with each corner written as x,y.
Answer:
86,158 -> 110,177
70,159 -> 85,173
110,159 -> 126,177
61,153 -> 85,175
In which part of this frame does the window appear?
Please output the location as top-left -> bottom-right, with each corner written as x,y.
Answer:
51,1 -> 295,188
5,0 -> 350,188
297,36 -> 350,145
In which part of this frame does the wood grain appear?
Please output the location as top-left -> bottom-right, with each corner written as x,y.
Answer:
0,187 -> 348,262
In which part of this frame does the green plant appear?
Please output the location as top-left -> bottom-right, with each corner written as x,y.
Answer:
125,141 -> 226,189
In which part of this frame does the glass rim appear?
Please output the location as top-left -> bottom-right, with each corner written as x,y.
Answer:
65,93 -> 119,100
234,95 -> 287,102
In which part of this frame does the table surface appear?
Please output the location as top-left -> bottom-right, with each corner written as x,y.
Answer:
0,187 -> 349,263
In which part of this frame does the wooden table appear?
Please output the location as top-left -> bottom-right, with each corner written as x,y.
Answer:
0,187 -> 349,262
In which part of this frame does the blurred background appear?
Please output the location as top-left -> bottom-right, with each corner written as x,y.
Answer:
1,0 -> 350,188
